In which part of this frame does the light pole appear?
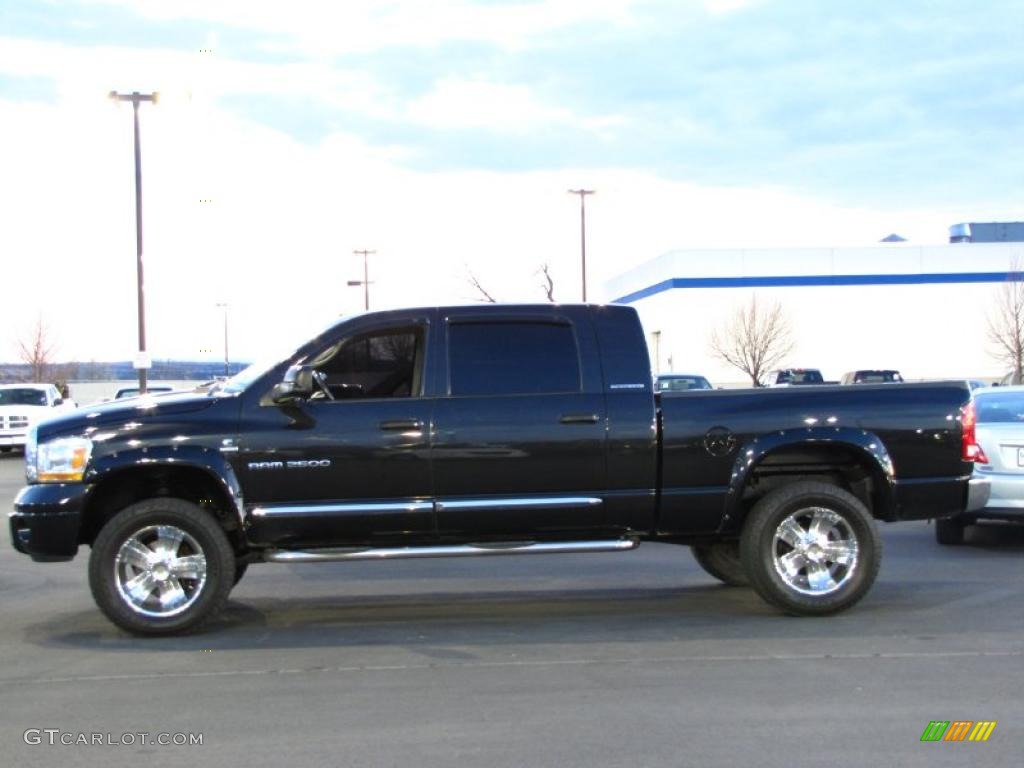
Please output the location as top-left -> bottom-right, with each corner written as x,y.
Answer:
215,303 -> 229,377
567,189 -> 595,302
110,90 -> 158,394
348,249 -> 376,311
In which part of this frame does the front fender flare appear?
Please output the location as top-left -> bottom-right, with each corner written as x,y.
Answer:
86,446 -> 245,528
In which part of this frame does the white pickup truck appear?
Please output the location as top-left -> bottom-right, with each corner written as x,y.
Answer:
0,384 -> 75,452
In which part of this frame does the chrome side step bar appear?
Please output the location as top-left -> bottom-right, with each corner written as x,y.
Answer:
262,538 -> 639,563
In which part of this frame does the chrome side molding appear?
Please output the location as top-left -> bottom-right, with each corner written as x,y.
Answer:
435,497 -> 602,512
262,538 -> 638,563
251,501 -> 434,518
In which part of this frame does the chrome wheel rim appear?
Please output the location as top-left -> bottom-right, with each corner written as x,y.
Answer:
114,525 -> 208,617
771,507 -> 859,596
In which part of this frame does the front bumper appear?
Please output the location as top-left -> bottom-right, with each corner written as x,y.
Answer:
9,483 -> 90,562
0,432 -> 27,447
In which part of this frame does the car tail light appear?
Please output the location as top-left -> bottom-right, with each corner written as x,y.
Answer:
961,401 -> 988,464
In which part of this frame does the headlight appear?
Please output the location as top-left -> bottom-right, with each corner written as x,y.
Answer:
25,425 -> 38,482
32,436 -> 93,483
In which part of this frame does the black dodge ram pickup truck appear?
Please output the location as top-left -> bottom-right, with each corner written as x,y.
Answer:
10,304 -> 987,635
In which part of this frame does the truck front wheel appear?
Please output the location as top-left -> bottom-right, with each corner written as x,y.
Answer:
740,481 -> 882,616
691,541 -> 749,586
88,498 -> 236,636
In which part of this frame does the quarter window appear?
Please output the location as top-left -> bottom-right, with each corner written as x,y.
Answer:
448,322 -> 581,396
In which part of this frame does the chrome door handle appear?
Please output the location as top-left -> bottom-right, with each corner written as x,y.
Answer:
559,414 -> 599,425
379,419 -> 424,431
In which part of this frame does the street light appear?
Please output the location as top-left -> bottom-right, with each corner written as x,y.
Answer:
348,249 -> 376,311
567,189 -> 595,302
215,303 -> 229,377
110,90 -> 159,394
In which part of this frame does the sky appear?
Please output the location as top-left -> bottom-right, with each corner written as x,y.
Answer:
1,0 -> 1022,364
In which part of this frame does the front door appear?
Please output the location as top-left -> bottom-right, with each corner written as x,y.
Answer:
239,314 -> 436,547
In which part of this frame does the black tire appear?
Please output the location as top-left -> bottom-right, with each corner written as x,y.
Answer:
88,498 -> 236,636
739,481 -> 882,616
691,541 -> 749,586
935,516 -> 966,546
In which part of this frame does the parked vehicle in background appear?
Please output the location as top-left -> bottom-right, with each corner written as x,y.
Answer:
965,379 -> 988,391
997,370 -> 1022,387
0,383 -> 75,452
765,368 -> 827,386
113,386 -> 175,399
655,374 -> 712,391
936,385 -> 1024,544
840,370 -> 904,385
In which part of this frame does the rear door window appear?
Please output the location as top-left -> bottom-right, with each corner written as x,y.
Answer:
448,322 -> 581,396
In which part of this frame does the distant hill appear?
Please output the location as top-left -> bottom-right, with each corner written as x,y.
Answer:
0,360 -> 250,383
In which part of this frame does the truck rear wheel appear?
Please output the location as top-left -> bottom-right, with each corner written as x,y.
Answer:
88,498 -> 236,636
691,541 -> 749,586
934,516 -> 966,545
740,481 -> 881,616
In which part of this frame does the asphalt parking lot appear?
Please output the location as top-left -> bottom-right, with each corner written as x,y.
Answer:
0,453 -> 1021,768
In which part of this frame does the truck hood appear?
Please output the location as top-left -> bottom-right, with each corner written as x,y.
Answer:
34,390 -> 222,441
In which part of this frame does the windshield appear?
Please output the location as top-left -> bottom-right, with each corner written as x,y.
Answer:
976,392 -> 1024,424
116,387 -> 172,398
220,315 -> 348,394
656,376 -> 712,391
0,388 -> 47,407
855,371 -> 903,383
779,370 -> 823,384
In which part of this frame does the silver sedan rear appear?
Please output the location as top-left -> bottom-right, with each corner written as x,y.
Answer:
937,385 -> 1024,544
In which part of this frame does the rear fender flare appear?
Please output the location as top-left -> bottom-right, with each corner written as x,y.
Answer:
722,427 -> 895,528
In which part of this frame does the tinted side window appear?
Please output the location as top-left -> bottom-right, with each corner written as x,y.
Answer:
449,322 -> 580,396
311,326 -> 424,399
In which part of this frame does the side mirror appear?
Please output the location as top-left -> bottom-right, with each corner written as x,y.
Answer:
53,398 -> 64,407
271,364 -> 315,403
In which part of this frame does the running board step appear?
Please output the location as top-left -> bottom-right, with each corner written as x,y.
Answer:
262,538 -> 639,563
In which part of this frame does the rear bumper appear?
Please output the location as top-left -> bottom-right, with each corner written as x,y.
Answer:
966,476 -> 992,512
0,432 -> 27,447
9,483 -> 90,562
891,476 -> 975,521
962,469 -> 1024,522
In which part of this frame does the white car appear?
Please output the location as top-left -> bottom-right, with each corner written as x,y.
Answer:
0,383 -> 75,452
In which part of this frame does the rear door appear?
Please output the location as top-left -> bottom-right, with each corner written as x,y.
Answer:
431,307 -> 609,538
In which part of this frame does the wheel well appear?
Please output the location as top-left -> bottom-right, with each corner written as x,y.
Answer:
80,466 -> 243,549
737,444 -> 892,523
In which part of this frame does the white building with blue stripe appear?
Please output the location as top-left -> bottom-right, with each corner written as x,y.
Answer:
604,242 -> 1024,384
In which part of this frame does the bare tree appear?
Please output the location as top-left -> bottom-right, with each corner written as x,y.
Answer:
538,263 -> 555,302
464,263 -> 556,303
709,295 -> 794,386
17,315 -> 57,383
466,269 -> 498,303
988,264 -> 1024,384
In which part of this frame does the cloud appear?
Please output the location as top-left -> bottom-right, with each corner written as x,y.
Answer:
93,0 -> 647,54
2,0 -> 1023,363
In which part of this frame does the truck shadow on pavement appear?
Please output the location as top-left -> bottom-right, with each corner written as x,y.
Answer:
21,573 -> 1024,655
